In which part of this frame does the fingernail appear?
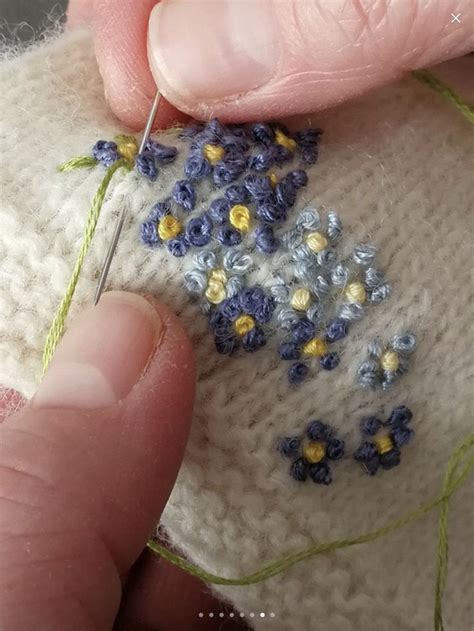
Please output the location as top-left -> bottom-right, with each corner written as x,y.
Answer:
35,292 -> 162,409
148,0 -> 279,101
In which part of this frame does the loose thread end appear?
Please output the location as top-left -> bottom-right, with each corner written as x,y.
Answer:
59,156 -> 99,173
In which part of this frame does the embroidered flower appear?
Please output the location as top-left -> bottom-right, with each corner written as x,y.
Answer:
354,406 -> 414,475
357,333 -> 417,391
140,200 -> 189,257
278,420 -> 345,485
184,250 -> 253,308
283,208 -> 342,275
184,118 -> 249,187
209,287 -> 274,355
279,316 -> 341,385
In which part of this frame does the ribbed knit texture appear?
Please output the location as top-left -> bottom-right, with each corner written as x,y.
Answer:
0,31 -> 472,630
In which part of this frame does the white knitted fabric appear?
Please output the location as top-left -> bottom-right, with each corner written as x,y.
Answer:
1,31 -> 473,630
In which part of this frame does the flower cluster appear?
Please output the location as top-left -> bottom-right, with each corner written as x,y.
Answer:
209,287 -> 275,355
353,406 -> 414,475
207,169 -> 308,252
278,420 -> 345,485
92,135 -> 177,181
182,120 -> 321,187
273,208 -> 391,384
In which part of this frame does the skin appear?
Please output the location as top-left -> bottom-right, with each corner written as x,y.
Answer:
1,1 -> 472,628
68,0 -> 473,129
0,296 -> 246,630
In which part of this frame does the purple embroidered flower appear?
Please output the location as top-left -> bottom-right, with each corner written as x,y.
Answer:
278,420 -> 345,485
279,317 -> 341,385
354,405 -> 414,475
140,198 -> 187,255
209,287 -> 274,355
184,119 -> 250,185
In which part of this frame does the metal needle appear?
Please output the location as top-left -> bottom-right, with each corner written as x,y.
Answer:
93,91 -> 162,306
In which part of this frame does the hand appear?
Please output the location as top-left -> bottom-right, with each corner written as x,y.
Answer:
68,0 -> 473,129
0,292 -> 246,630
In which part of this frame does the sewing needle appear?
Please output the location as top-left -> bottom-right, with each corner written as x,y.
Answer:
93,90 -> 162,306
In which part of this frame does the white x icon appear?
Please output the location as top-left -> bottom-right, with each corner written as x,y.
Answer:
451,13 -> 462,23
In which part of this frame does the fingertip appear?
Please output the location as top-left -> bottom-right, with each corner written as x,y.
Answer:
93,0 -> 189,130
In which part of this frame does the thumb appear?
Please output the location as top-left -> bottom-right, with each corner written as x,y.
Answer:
148,0 -> 473,121
0,292 -> 195,631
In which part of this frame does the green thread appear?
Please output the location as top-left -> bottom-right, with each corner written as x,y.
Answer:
412,70 -> 474,125
433,436 -> 474,630
147,435 -> 473,593
59,156 -> 98,172
42,159 -> 131,372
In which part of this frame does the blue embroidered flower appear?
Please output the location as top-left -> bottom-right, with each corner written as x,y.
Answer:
357,332 -> 417,391
184,118 -> 248,187
278,317 -> 341,385
140,200 -> 189,257
184,249 -> 253,308
354,406 -> 414,475
209,287 -> 274,355
278,420 -> 345,485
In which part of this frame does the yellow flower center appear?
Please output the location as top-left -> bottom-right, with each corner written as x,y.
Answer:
116,135 -> 139,162
205,280 -> 226,305
290,288 -> 312,311
302,337 -> 328,357
306,231 -> 328,254
208,268 -> 227,285
229,205 -> 251,232
274,129 -> 297,152
344,282 -> 367,304
269,172 -> 278,187
203,143 -> 225,165
234,314 -> 256,337
375,435 -> 394,455
303,441 -> 326,464
381,350 -> 400,372
158,216 -> 183,241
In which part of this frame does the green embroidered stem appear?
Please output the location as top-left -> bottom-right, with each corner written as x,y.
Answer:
42,159 -> 131,372
412,70 -> 474,125
147,433 -> 473,626
59,156 -> 99,172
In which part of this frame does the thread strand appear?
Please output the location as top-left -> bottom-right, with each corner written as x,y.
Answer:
146,433 -> 473,630
412,70 -> 474,125
59,156 -> 99,172
42,159 -> 131,371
